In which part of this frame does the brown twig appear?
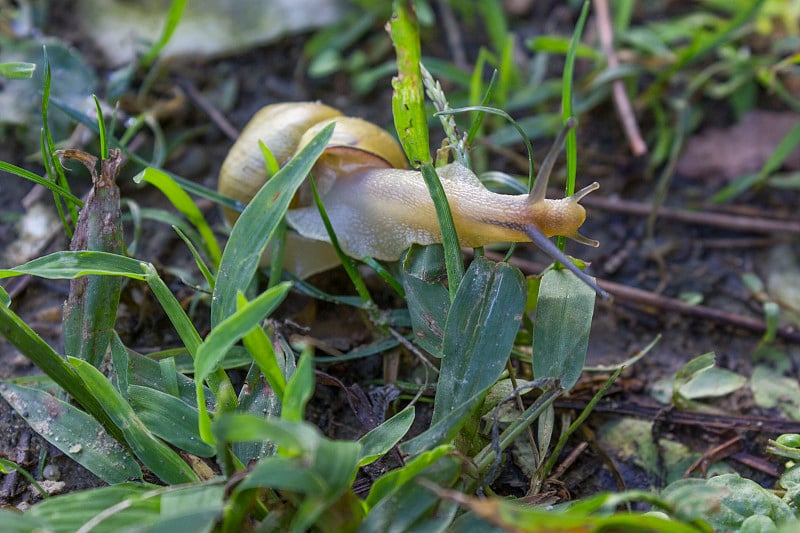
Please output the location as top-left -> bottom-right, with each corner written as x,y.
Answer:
583,195 -> 800,236
556,399 -> 800,435
683,436 -> 744,478
178,78 -> 240,141
436,0 -> 468,72
593,0 -> 647,156
485,252 -> 800,343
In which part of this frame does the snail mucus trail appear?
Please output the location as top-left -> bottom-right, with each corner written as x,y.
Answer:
218,102 -> 608,298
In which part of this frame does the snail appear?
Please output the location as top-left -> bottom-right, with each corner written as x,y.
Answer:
218,101 -> 605,296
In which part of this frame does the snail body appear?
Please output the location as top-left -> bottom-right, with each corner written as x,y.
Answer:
218,102 -> 603,294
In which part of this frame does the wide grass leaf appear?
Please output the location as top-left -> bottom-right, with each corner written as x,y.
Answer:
0,382 -> 141,483
404,258 -> 525,454
69,357 -> 199,484
359,455 -> 460,533
532,268 -> 596,389
401,244 -> 450,355
0,293 -> 125,443
25,482 -> 225,533
127,384 -> 215,457
26,483 -> 159,533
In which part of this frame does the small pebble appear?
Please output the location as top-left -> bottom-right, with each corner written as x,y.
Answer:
43,464 -> 61,481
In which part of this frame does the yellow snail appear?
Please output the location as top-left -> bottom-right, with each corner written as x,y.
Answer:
218,101 -> 605,296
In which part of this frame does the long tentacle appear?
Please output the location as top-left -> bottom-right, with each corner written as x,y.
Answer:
524,224 -> 610,300
529,117 -> 578,204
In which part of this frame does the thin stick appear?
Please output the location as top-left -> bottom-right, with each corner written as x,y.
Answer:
594,0 -> 647,156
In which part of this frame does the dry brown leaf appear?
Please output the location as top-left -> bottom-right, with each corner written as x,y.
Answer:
677,110 -> 800,181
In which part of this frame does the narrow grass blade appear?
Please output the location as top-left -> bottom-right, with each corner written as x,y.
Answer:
358,405 -> 415,467
0,458 -> 48,499
0,61 -> 36,78
282,347 -> 314,423
361,456 -> 460,532
195,283 -> 292,443
135,167 -> 222,269
365,444 -> 452,508
172,225 -> 216,290
211,123 -> 333,326
0,251 -> 147,280
140,0 -> 188,66
308,175 -> 374,306
69,357 -> 199,484
213,415 -> 321,456
41,49 -> 79,234
196,284 -> 291,384
419,162 -> 464,297
26,483 -> 160,532
240,296 -> 287,401
0,161 -> 82,206
390,0 -> 430,166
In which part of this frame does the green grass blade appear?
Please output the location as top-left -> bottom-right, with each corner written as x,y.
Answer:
360,456 -> 460,532
172,225 -> 216,290
0,251 -> 147,280
26,483 -> 159,532
40,48 -> 78,234
135,167 -> 222,269
211,123 -> 334,326
432,258 -> 526,425
365,444 -> 452,508
391,1 -> 464,297
196,284 -> 291,384
282,347 -> 314,423
213,415 -> 321,455
239,295 -> 287,401
68,357 -> 199,484
195,283 -> 292,443
561,0 -> 590,196
308,175 -> 374,306
140,0 -> 188,66
401,258 -> 526,453
0,296 -> 126,445
0,160 -> 83,207
127,385 -> 214,457
0,459 -> 48,500
420,162 -> 464,298
93,95 -> 108,160
0,382 -> 142,483
0,61 -> 36,78
532,269 -> 596,390
358,405 -> 415,467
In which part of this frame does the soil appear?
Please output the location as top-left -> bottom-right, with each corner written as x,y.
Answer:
1,0 -> 799,511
